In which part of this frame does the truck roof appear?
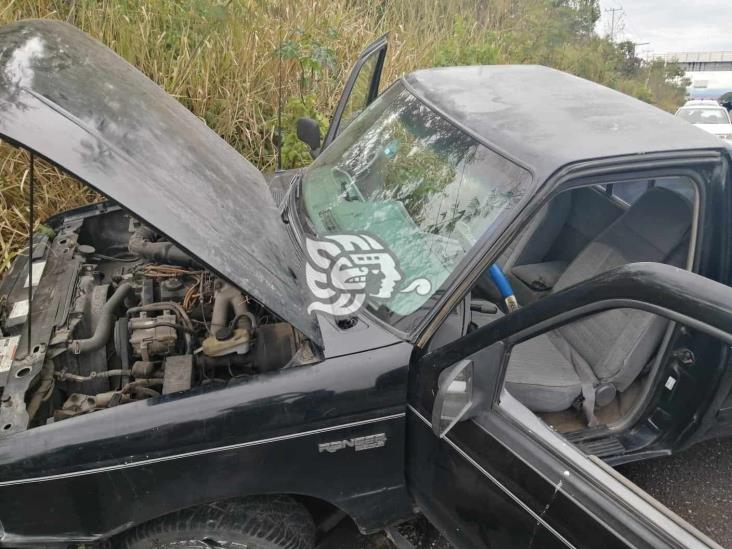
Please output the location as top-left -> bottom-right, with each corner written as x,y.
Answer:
404,65 -> 723,182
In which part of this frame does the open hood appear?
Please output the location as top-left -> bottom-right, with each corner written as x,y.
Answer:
0,20 -> 320,344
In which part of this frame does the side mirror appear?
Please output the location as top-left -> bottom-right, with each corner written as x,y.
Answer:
296,117 -> 321,158
432,360 -> 475,438
430,342 -> 504,438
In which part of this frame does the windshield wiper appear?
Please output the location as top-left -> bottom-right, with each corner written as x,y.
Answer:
295,171 -> 303,199
280,171 -> 303,224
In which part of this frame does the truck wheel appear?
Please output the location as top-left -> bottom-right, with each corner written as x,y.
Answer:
114,495 -> 315,549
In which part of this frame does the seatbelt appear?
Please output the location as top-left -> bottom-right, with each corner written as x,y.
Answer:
579,382 -> 598,427
550,332 -> 599,427
573,362 -> 600,427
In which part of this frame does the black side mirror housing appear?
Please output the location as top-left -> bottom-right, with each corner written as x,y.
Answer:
296,117 -> 321,158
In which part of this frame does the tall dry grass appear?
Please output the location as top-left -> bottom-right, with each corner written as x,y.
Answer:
1,0 -> 505,167
0,0 -> 686,270
0,150 -> 100,272
0,0 -> 520,268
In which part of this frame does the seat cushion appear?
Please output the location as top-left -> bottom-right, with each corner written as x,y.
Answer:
504,333 -> 582,413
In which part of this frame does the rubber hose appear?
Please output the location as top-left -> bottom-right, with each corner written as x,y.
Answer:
69,283 -> 133,354
55,369 -> 133,382
128,226 -> 194,266
211,283 -> 252,334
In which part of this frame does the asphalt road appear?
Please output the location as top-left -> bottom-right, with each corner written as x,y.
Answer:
324,436 -> 732,548
621,436 -> 732,547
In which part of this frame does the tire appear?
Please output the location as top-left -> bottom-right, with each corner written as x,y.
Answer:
114,495 -> 316,549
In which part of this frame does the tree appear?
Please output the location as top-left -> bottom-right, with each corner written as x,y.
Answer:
615,41 -> 641,75
558,0 -> 601,38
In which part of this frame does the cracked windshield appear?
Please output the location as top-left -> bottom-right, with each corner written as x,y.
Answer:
301,84 -> 530,326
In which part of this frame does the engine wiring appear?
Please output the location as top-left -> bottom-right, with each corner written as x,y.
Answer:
139,264 -> 213,316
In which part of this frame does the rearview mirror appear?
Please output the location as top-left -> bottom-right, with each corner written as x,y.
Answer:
296,117 -> 321,158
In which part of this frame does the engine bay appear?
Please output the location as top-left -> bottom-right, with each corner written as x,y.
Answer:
0,204 -> 314,435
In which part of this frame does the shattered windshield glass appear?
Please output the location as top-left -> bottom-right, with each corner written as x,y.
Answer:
299,83 -> 530,331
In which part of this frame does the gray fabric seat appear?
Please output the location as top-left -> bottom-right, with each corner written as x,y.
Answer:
505,187 -> 692,414
504,332 -> 582,412
477,192 -> 572,301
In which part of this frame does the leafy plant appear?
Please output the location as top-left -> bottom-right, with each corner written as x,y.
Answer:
268,94 -> 329,169
432,16 -> 500,67
276,29 -> 338,98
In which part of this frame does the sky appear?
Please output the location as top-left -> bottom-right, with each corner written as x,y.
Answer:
596,1 -> 732,56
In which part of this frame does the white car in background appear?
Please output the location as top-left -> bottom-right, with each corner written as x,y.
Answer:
675,100 -> 732,145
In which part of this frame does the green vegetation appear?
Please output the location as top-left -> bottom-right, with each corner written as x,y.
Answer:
0,0 -> 688,269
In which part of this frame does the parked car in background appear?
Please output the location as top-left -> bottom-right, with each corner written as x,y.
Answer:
676,100 -> 732,145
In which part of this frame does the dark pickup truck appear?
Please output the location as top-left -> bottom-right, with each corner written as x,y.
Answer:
0,20 -> 730,549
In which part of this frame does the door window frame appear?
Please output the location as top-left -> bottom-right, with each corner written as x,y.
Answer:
414,152 -> 723,348
424,165 -> 712,443
322,34 -> 388,149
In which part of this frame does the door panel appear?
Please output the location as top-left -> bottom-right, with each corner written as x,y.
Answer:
407,410 -> 568,548
322,34 -> 387,148
408,405 -> 648,548
407,263 -> 730,548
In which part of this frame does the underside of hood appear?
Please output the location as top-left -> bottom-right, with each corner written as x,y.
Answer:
0,20 -> 320,344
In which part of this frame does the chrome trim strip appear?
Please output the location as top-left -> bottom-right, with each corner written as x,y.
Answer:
0,412 -> 406,487
407,405 -> 575,549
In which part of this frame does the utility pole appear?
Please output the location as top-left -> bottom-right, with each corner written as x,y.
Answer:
605,7 -> 623,41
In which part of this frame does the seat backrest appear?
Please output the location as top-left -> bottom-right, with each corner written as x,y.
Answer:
501,190 -> 573,269
552,187 -> 693,390
476,192 -> 572,302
